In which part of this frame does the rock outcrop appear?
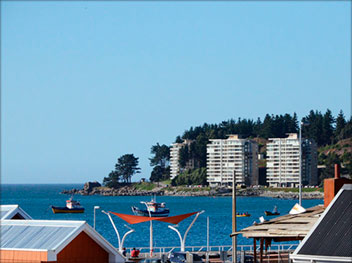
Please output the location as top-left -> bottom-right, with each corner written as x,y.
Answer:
61,183 -> 323,199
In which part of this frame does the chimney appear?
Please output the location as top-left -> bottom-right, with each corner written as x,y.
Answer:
324,163 -> 352,207
334,164 -> 340,179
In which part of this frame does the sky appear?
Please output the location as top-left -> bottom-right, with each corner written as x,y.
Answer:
1,1 -> 351,184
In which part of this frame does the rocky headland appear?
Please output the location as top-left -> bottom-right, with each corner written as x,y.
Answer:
61,181 -> 323,199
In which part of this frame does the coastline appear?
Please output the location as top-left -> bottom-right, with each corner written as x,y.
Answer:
61,182 -> 324,199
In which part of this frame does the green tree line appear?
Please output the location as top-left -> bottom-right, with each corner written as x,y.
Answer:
176,109 -> 351,173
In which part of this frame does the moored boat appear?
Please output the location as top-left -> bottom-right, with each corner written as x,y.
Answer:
51,196 -> 84,214
236,212 -> 251,217
131,198 -> 169,217
265,205 -> 280,216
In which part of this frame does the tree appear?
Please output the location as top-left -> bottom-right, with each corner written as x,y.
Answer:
150,166 -> 164,182
149,143 -> 170,182
115,154 -> 141,183
149,143 -> 170,169
179,145 -> 189,168
335,110 -> 346,138
322,109 -> 335,145
103,171 -> 121,188
319,153 -> 340,186
103,154 -> 141,186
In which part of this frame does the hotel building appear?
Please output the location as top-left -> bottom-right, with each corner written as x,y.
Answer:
206,135 -> 259,187
266,133 -> 318,187
170,140 -> 193,179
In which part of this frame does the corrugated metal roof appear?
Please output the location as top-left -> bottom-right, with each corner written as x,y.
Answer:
296,188 -> 352,257
0,205 -> 17,219
0,205 -> 32,219
0,220 -> 85,250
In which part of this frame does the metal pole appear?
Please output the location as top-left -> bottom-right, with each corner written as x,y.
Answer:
94,206 -> 100,230
207,216 -> 209,252
102,211 -> 121,248
142,201 -> 153,257
232,170 -> 237,263
206,216 -> 210,263
299,122 -> 302,206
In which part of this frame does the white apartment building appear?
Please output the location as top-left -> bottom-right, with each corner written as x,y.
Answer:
170,140 -> 193,179
206,135 -> 259,187
266,133 -> 318,187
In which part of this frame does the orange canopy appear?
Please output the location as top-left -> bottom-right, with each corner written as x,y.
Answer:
109,211 -> 199,225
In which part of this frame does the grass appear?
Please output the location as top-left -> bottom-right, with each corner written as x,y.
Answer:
161,179 -> 172,185
134,182 -> 156,191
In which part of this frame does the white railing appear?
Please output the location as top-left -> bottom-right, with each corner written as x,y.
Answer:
125,243 -> 298,256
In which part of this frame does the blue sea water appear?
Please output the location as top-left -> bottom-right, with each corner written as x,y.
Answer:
1,184 -> 323,249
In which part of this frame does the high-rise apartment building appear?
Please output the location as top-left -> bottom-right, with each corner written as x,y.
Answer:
266,133 -> 318,187
170,140 -> 193,179
206,135 -> 259,187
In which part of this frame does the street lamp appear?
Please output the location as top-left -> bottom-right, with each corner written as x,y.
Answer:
141,201 -> 153,257
94,206 -> 100,230
167,211 -> 205,252
299,120 -> 309,206
101,210 -> 135,253
232,170 -> 236,263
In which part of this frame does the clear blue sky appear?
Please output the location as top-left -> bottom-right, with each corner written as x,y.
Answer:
2,1 -> 351,184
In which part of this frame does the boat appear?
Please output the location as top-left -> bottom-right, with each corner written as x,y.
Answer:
131,198 -> 169,217
51,196 -> 84,214
236,213 -> 251,217
264,206 -> 280,216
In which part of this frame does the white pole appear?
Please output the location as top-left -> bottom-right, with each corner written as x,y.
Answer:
142,201 -> 153,257
182,211 -> 204,249
94,206 -> 100,230
121,228 -> 135,252
207,216 -> 209,252
232,170 -> 237,263
207,216 -> 210,263
299,122 -> 302,206
102,211 -> 121,248
167,211 -> 205,252
168,225 -> 184,251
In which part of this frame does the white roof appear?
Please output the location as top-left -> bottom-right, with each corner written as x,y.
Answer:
0,219 -> 124,262
0,205 -> 32,220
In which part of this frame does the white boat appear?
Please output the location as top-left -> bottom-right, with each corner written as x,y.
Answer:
131,198 -> 169,217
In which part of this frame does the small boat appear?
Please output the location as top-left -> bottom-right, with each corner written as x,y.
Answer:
131,198 -> 169,217
265,206 -> 280,216
236,213 -> 251,217
51,196 -> 84,214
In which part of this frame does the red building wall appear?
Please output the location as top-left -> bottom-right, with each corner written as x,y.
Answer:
57,231 -> 109,263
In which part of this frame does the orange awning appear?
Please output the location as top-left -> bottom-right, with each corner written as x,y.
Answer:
109,211 -> 199,225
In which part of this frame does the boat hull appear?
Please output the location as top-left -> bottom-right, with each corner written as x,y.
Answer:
51,206 -> 85,214
236,215 -> 251,217
264,211 -> 280,216
131,206 -> 169,217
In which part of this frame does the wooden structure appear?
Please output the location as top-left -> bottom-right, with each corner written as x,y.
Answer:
231,205 -> 325,263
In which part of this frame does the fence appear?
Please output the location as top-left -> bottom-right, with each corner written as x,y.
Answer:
126,243 -> 298,259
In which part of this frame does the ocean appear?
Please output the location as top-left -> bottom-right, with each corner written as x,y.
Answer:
1,184 -> 323,249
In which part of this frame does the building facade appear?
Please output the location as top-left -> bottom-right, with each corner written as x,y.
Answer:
266,133 -> 318,187
170,140 -> 193,179
206,135 -> 259,187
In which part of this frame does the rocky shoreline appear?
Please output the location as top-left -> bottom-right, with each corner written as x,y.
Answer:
61,181 -> 324,199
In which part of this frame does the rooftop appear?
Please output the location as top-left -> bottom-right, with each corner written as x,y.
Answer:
0,204 -> 32,220
232,205 -> 325,241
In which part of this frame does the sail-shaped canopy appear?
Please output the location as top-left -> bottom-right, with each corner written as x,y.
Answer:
108,211 -> 198,225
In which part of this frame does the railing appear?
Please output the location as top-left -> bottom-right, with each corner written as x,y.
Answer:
125,243 -> 298,257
